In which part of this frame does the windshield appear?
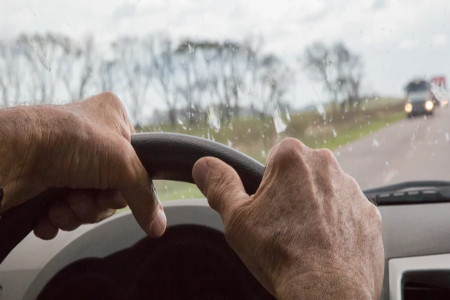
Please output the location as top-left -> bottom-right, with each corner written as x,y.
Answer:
408,91 -> 429,103
1,0 -> 450,199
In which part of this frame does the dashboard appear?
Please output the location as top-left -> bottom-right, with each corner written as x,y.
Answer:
2,199 -> 450,299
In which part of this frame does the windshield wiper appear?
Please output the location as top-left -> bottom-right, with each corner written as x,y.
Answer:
363,181 -> 450,205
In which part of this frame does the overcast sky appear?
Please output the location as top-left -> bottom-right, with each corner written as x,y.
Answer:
1,0 -> 450,109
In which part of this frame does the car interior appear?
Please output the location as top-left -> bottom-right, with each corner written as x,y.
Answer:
0,133 -> 450,299
1,1 -> 450,299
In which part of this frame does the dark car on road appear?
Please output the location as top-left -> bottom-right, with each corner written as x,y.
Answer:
404,91 -> 435,117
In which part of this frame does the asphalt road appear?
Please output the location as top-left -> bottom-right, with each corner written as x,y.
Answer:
335,106 -> 450,190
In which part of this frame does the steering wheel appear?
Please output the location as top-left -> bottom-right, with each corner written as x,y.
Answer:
0,133 -> 269,298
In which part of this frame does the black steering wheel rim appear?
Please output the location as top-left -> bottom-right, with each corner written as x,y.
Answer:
0,132 -> 265,263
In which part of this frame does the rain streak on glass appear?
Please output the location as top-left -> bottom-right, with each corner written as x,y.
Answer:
273,105 -> 287,134
207,107 -> 221,132
372,138 -> 380,148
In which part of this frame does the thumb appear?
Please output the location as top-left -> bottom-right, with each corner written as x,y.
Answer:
192,157 -> 248,219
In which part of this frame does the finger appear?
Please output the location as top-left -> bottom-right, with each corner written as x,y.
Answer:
120,153 -> 166,238
96,190 -> 127,210
34,215 -> 59,240
48,200 -> 81,231
66,190 -> 117,224
192,157 -> 248,220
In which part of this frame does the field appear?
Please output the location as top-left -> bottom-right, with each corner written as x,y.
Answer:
143,98 -> 405,201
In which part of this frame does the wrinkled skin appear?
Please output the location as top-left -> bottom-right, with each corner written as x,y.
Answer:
192,138 -> 384,299
0,92 -> 166,239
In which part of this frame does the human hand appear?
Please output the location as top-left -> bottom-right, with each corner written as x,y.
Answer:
0,92 -> 166,239
192,138 -> 384,299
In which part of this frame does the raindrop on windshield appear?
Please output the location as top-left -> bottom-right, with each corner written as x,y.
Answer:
29,39 -> 51,71
316,103 -> 326,119
285,107 -> 291,122
373,138 -> 380,148
207,107 -> 221,132
188,43 -> 194,53
332,128 -> 337,138
446,133 -> 449,142
272,105 -> 287,134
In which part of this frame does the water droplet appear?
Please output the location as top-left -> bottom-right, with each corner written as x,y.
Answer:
316,103 -> 326,119
285,108 -> 291,122
28,39 -> 51,71
207,107 -> 221,132
227,140 -> 233,147
177,119 -> 184,125
188,43 -> 194,53
332,128 -> 337,138
372,138 -> 380,147
446,133 -> 449,141
272,106 -> 287,134
261,150 -> 266,158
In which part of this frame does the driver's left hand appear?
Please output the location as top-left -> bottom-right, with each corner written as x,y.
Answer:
0,92 -> 166,240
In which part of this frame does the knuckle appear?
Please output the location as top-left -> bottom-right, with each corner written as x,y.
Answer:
315,148 -> 340,171
317,148 -> 337,164
99,91 -> 121,105
274,138 -> 305,165
278,137 -> 305,152
99,92 -> 129,119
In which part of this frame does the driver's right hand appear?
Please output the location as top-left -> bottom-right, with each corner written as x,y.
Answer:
192,138 -> 384,299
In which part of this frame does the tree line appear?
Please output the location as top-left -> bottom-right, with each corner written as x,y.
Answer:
0,33 -> 363,126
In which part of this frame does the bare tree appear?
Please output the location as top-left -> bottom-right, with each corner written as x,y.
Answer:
98,59 -> 118,92
17,33 -> 67,104
303,42 -> 339,108
58,36 -> 95,101
150,37 -> 180,126
333,42 -> 363,110
0,41 -> 25,106
112,36 -> 154,126
175,40 -> 208,125
302,41 -> 364,111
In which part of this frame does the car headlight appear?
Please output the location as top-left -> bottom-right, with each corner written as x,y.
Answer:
425,100 -> 434,111
405,103 -> 413,113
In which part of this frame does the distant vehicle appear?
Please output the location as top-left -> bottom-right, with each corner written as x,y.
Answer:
404,79 -> 435,117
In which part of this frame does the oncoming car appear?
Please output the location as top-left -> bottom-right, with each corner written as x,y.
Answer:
404,91 -> 435,117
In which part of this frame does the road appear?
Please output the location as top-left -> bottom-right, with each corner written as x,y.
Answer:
335,107 -> 450,190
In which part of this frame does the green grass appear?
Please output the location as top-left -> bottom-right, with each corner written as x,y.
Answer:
154,181 -> 204,201
140,98 -> 406,201
314,111 -> 405,150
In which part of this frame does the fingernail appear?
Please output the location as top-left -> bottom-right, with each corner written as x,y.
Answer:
192,159 -> 209,193
149,208 -> 166,237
